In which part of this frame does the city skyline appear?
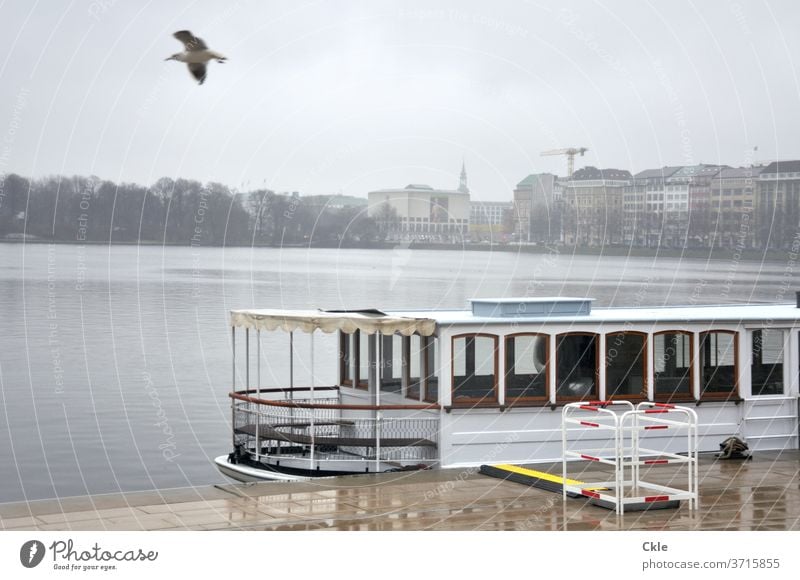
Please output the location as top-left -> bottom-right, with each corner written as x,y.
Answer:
1,1 -> 799,200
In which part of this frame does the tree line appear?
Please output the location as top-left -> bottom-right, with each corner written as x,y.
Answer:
0,174 -> 381,246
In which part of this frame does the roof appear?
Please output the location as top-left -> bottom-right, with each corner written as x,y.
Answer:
232,300 -> 800,333
570,166 -> 632,181
760,160 -> 800,174
516,173 -> 556,188
389,302 -> 800,326
671,164 -> 726,179
633,166 -> 683,180
714,166 -> 763,179
368,187 -> 468,197
230,309 -> 436,336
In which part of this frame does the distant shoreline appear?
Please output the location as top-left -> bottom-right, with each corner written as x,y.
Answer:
0,237 -> 792,263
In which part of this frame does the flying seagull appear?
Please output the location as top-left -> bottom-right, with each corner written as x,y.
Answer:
165,30 -> 227,85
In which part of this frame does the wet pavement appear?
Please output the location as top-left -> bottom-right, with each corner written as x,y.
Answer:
1,450 -> 798,531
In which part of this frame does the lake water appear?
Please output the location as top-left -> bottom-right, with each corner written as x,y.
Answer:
0,243 -> 796,503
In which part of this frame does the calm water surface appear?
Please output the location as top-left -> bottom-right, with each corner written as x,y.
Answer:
0,243 -> 796,502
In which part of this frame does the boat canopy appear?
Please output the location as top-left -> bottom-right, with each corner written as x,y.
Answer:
229,309 -> 437,336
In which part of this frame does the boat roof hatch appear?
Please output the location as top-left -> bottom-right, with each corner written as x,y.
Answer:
469,297 -> 593,318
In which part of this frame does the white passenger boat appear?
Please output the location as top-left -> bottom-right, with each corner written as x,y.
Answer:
215,296 -> 800,482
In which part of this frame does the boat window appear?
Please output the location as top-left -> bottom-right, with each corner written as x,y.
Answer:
380,334 -> 403,394
424,336 -> 439,403
605,332 -> 646,399
340,331 -> 352,385
353,330 -> 369,389
654,331 -> 693,401
555,333 -> 598,400
407,335 -> 423,400
505,334 -> 548,402
452,334 -> 498,405
752,329 -> 784,396
700,331 -> 738,398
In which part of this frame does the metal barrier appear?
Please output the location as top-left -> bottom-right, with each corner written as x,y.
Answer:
230,387 -> 440,471
562,400 -> 698,514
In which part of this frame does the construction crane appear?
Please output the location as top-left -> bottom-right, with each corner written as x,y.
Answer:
540,147 -> 588,178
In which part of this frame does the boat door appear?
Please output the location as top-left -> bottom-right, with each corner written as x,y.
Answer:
741,328 -> 799,451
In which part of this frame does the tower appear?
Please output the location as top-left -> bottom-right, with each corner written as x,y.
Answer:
458,160 -> 469,194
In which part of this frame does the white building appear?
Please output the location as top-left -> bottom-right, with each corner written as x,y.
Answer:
368,165 -> 471,241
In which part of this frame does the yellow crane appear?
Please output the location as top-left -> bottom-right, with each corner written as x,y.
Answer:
540,147 -> 588,178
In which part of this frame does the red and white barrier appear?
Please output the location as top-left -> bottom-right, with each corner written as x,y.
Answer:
561,400 -> 698,515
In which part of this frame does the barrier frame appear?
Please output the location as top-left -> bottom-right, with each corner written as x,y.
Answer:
562,401 -> 698,515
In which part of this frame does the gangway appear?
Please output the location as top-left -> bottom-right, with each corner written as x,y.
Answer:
562,401 -> 698,514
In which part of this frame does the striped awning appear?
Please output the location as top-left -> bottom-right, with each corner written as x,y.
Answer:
229,309 -> 436,336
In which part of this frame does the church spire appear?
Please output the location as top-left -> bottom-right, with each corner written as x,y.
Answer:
458,159 -> 469,194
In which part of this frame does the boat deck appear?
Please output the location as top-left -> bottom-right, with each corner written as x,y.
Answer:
1,450 -> 798,531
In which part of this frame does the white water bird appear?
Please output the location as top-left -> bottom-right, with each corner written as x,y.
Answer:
165,30 -> 227,85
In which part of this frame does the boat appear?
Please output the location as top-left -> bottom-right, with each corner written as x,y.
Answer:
215,296 -> 800,482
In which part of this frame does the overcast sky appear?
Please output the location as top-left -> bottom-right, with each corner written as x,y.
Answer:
1,0 -> 798,201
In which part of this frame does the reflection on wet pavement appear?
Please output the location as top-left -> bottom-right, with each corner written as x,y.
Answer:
1,451 -> 798,531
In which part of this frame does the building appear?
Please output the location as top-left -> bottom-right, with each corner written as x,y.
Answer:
624,166 -> 682,246
469,200 -> 513,241
368,180 -> 470,241
512,173 -> 561,243
755,160 -> 800,250
708,166 -> 761,249
561,167 -> 631,246
661,165 -> 725,247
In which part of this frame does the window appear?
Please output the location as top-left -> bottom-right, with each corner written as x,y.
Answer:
339,331 -> 370,389
357,330 -> 370,389
700,331 -> 738,398
407,335 -> 423,400
751,329 -> 784,396
339,331 -> 352,385
452,334 -> 498,405
380,334 -> 403,394
505,334 -> 549,402
555,333 -> 598,400
654,331 -> 693,401
423,336 -> 439,403
605,332 -> 646,398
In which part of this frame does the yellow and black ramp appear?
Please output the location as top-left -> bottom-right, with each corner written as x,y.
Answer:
479,464 -> 588,498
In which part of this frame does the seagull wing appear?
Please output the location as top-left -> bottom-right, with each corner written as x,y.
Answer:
187,63 -> 207,85
174,30 -> 208,51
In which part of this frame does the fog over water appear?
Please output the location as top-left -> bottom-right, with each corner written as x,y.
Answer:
0,243 -> 795,502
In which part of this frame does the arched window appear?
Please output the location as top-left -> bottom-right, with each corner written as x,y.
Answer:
605,332 -> 647,399
505,333 -> 549,403
555,333 -> 598,400
451,334 -> 498,406
700,330 -> 738,399
653,331 -> 693,401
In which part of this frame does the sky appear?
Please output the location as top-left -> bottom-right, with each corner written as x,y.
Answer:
0,0 -> 798,201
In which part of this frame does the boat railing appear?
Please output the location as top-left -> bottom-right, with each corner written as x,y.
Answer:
229,387 -> 441,470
